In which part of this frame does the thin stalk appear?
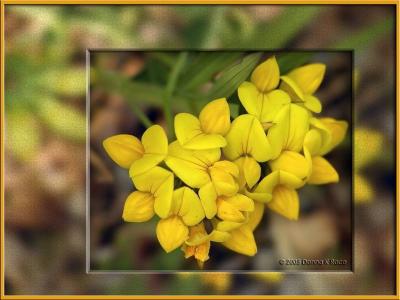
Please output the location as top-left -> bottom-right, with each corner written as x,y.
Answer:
164,52 -> 188,138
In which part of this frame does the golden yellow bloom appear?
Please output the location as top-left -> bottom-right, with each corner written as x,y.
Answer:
223,114 -> 272,189
103,125 -> 168,176
104,55 -> 348,266
238,56 -> 291,125
221,201 -> 264,256
156,187 -> 205,253
174,98 -> 230,150
247,171 -> 303,220
166,141 -> 239,219
303,117 -> 348,184
280,63 -> 326,113
127,166 -> 174,219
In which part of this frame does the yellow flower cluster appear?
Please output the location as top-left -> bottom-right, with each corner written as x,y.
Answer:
103,56 -> 348,267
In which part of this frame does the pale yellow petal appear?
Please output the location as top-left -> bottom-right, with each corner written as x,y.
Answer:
156,216 -> 188,253
165,141 -> 219,188
287,63 -> 326,95
308,156 -> 339,184
103,134 -> 144,169
259,90 -> 291,123
122,191 -> 154,222
199,98 -> 230,135
250,56 -> 280,92
238,81 -> 262,118
268,186 -> 299,220
304,129 -> 323,157
129,153 -> 166,177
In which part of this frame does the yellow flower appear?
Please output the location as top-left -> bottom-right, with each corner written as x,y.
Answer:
156,187 -> 205,253
221,201 -> 264,256
174,98 -> 230,150
280,63 -> 326,113
166,141 -> 239,219
124,166 -> 174,220
238,56 -> 291,126
269,150 -> 312,184
223,114 -> 272,188
248,171 -> 304,220
103,125 -> 168,176
266,103 -> 311,159
303,117 -> 348,184
182,222 -> 210,267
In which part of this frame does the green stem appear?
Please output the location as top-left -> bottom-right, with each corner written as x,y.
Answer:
126,103 -> 153,128
164,52 -> 188,138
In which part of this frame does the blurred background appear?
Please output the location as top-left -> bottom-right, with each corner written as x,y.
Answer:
89,50 -> 352,272
4,4 -> 396,295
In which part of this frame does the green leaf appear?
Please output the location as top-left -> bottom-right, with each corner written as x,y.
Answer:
92,68 -> 191,112
333,17 -> 393,52
205,52 -> 262,100
180,52 -> 242,92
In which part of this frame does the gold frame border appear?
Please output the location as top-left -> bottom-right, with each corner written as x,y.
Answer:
0,1 -> 398,299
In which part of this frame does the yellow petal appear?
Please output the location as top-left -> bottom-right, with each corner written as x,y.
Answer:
217,198 -> 245,222
122,191 -> 154,222
199,182 -> 217,219
285,104 -> 310,152
141,124 -> 168,156
132,166 -> 174,218
238,82 -> 290,123
354,128 -> 383,170
214,220 -> 243,232
279,76 -> 305,101
175,113 -> 226,150
129,125 -> 168,176
319,118 -> 348,155
222,226 -> 257,256
287,63 -> 326,95
308,156 -> 339,184
174,187 -> 205,226
223,114 -> 272,162
250,56 -> 280,92
165,141 -> 219,188
209,161 -> 239,196
269,151 -> 310,181
267,105 -> 290,160
199,98 -> 230,135
129,153 -> 166,177
268,186 -> 299,220
309,118 -> 332,155
209,230 -> 231,242
103,134 -> 144,169
234,156 -> 261,190
156,216 -> 188,253
304,129 -> 323,157
304,94 -> 322,113
225,194 -> 254,212
247,201 -> 265,231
